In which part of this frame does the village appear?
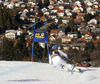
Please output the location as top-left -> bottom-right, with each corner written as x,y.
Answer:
0,0 -> 100,66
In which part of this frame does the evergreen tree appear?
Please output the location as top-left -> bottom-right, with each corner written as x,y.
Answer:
2,38 -> 15,60
14,34 -> 27,60
44,0 -> 50,7
37,0 -> 43,8
86,41 -> 95,53
0,3 -> 15,33
33,42 -> 43,62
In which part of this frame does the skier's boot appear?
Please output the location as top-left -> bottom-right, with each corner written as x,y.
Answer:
73,67 -> 83,73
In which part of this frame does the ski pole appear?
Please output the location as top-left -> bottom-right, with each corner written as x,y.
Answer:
67,58 -> 92,71
77,63 -> 92,71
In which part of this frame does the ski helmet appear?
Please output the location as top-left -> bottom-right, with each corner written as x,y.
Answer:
52,45 -> 58,50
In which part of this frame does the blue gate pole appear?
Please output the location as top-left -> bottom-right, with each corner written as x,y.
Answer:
47,43 -> 50,61
31,42 -> 34,62
44,22 -> 50,61
31,20 -> 36,62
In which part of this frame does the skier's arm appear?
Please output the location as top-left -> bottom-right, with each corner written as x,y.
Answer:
58,50 -> 68,58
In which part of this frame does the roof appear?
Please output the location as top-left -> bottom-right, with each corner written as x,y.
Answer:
62,35 -> 72,39
57,10 -> 65,13
93,40 -> 100,44
77,38 -> 87,43
74,19 -> 82,23
84,32 -> 94,36
50,30 -> 59,34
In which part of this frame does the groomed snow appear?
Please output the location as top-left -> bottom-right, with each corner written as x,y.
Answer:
0,61 -> 100,84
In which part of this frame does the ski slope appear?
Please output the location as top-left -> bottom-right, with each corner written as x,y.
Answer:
0,61 -> 100,84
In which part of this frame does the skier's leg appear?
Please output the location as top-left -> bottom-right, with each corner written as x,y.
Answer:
72,66 -> 83,73
60,64 -> 69,71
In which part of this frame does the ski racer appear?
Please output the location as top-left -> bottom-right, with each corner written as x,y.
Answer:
49,45 -> 82,73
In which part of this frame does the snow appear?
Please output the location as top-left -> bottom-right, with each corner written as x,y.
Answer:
0,61 -> 100,84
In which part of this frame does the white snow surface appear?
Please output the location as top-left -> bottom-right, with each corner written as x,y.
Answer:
0,61 -> 100,84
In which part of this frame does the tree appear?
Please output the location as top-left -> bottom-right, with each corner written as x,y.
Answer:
14,34 -> 27,61
37,0 -> 43,9
86,41 -> 95,53
84,14 -> 96,22
0,3 -> 17,33
44,0 -> 50,7
33,42 -> 43,62
65,26 -> 71,35
2,38 -> 15,60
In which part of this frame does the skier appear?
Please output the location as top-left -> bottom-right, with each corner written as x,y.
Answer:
49,45 -> 82,73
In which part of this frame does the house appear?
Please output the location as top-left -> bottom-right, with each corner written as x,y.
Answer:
50,30 -> 58,36
27,30 -> 33,36
0,0 -> 2,3
48,4 -> 54,10
23,8 -> 29,13
93,4 -> 99,9
75,1 -> 81,6
72,6 -> 83,13
50,9 -> 58,13
86,23 -> 96,30
86,7 -> 96,15
88,18 -> 97,25
28,17 -> 35,23
49,35 -> 57,43
61,35 -> 73,43
65,9 -> 71,14
58,30 -> 65,38
77,38 -> 87,43
76,13 -> 86,21
15,2 -> 20,7
91,28 -> 100,33
54,18 -> 59,23
3,1 -> 9,6
49,0 -> 57,4
57,10 -> 65,17
20,9 -> 29,20
17,28 -> 24,36
11,0 -> 19,3
76,15 -> 84,21
5,30 -> 17,39
72,43 -> 86,51
74,18 -> 82,23
41,7 -> 48,13
67,32 -> 78,38
62,18 -> 69,24
96,35 -> 100,39
86,1 -> 93,6
58,5 -> 64,10
58,44 -> 70,50
57,0 -> 64,5
20,3 -> 26,8
81,32 -> 94,41
7,3 -> 15,9
28,0 -> 36,5
93,1 -> 99,5
86,7 -> 92,13
66,11 -> 72,17
44,11 -> 50,16
49,13 -> 57,19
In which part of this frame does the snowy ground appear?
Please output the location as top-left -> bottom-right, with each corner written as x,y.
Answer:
0,61 -> 100,84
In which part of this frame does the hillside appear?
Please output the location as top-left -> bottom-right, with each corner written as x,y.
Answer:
0,61 -> 100,84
